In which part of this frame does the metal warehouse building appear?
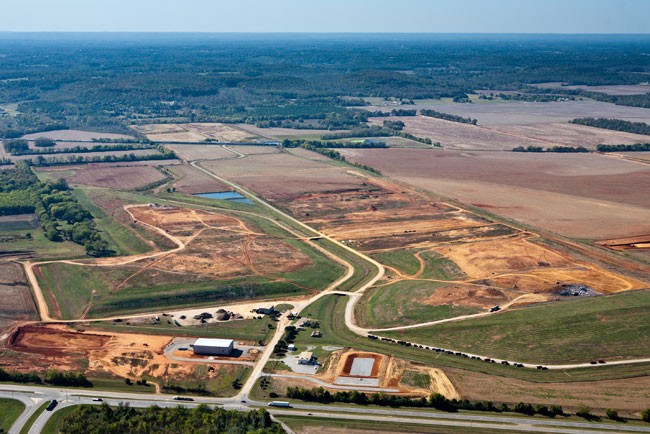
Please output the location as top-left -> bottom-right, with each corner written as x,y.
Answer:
192,338 -> 234,356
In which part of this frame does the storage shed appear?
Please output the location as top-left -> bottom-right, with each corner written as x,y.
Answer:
192,338 -> 234,356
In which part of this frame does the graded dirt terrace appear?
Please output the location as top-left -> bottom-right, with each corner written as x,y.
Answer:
3,323 -> 247,391
340,148 -> 650,239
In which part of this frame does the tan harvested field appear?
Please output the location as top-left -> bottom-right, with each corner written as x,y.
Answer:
340,148 -> 650,239
535,82 -> 650,95
370,116 -> 650,150
446,366 -> 650,414
165,144 -> 235,160
9,148 -> 160,161
231,145 -> 281,155
66,165 -> 167,190
235,123 -> 341,139
202,153 -> 367,200
21,129 -> 135,141
369,116 -> 545,150
133,123 -> 262,143
365,100 -> 650,125
493,122 -> 650,148
169,164 -> 230,194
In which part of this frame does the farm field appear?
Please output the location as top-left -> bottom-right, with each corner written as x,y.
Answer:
63,165 -> 168,189
8,148 -> 161,162
168,164 -> 230,194
165,144 -> 236,160
381,290 -> 650,364
132,123 -> 263,143
340,148 -> 650,239
368,116 -> 546,150
235,123 -> 341,139
202,152 -> 368,200
21,129 -> 135,141
364,100 -> 650,125
0,261 -> 37,332
535,82 -> 650,95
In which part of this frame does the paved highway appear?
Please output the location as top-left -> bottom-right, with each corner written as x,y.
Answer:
4,385 -> 650,434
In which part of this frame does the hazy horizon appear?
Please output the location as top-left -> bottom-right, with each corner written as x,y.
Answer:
2,0 -> 649,34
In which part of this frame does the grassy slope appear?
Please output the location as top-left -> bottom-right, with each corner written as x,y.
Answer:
382,290 -> 650,364
71,187 -> 152,256
371,249 -> 422,275
0,398 -> 25,433
418,251 -> 466,280
293,294 -> 650,383
356,280 -> 479,329
41,405 -> 78,434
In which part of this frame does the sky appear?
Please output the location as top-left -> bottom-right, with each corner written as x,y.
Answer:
1,0 -> 649,33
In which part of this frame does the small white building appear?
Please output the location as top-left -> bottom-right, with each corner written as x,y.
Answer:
192,338 -> 234,356
287,344 -> 296,351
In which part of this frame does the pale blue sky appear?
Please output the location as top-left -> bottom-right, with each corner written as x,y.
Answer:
1,0 -> 649,33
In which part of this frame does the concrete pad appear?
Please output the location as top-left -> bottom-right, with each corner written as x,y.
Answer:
350,357 -> 375,377
334,377 -> 380,387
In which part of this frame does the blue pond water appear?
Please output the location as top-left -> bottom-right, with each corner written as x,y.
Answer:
194,191 -> 253,204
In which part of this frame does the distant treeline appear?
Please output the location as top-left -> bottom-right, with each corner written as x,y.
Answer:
596,143 -> 650,152
513,145 -> 589,153
421,109 -> 477,125
283,139 -> 382,174
571,117 -> 650,136
58,404 -> 282,434
4,140 -> 153,156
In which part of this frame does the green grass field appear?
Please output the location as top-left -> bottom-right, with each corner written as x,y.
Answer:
371,249 -> 422,275
0,228 -> 85,259
313,238 -> 379,292
355,280 -> 479,329
291,294 -> 650,383
0,398 -> 25,433
161,365 -> 251,397
71,188 -> 153,256
418,251 -> 466,280
41,405 -> 79,434
382,290 -> 650,364
84,316 -> 276,344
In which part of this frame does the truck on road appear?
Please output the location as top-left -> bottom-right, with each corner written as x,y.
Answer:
268,401 -> 291,407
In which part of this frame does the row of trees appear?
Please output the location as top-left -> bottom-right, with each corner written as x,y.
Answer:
286,386 -> 650,423
58,404 -> 283,434
571,117 -> 650,136
21,146 -> 176,167
283,140 -> 382,174
596,143 -> 650,152
0,367 -> 91,387
421,109 -> 477,125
